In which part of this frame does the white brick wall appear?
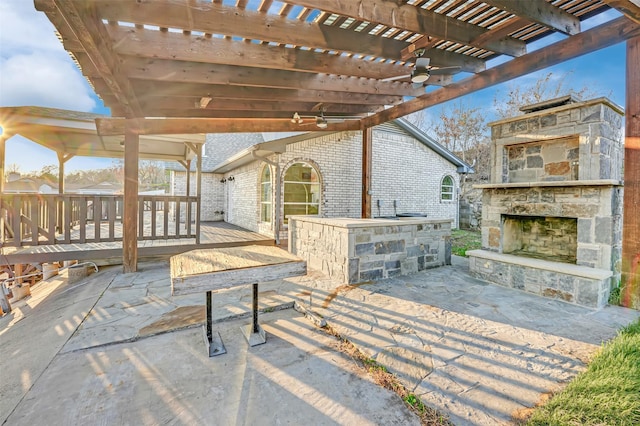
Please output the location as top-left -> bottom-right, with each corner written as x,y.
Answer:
371,127 -> 460,227
171,125 -> 461,233
172,171 -> 225,221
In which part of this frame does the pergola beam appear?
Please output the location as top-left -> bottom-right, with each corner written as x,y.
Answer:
135,99 -> 381,115
482,0 -> 580,35
363,16 -> 640,127
95,80 -> 405,107
96,118 -> 362,136
92,0 -> 412,60
602,0 -> 640,24
106,56 -> 424,97
292,0 -> 526,56
106,26 -> 412,81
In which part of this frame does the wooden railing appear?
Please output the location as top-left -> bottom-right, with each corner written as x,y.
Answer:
0,193 -> 199,247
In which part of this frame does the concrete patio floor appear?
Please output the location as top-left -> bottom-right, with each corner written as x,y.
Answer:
1,256 -> 639,425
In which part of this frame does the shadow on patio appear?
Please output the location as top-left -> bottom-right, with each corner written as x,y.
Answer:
2,256 -> 638,425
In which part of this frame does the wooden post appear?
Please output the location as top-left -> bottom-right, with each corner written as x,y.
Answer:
123,127 -> 139,273
361,127 -> 372,218
0,134 -> 7,243
196,144 -> 202,244
0,134 -> 7,194
184,159 -> 192,240
622,36 -> 640,309
185,159 -> 191,196
56,152 -> 73,233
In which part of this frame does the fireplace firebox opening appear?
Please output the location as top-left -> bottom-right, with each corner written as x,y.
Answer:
502,215 -> 577,264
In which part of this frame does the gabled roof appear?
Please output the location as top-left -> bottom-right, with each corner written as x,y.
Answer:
211,119 -> 473,174
0,106 -> 205,163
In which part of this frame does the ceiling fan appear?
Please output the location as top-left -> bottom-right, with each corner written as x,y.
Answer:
291,109 -> 363,129
382,49 -> 461,88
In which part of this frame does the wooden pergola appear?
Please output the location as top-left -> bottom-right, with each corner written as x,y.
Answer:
30,0 -> 639,306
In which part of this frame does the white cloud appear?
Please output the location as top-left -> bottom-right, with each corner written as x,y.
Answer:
0,53 -> 96,110
0,1 -> 96,111
0,0 -> 63,53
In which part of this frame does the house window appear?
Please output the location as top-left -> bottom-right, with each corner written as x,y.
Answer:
441,175 -> 454,201
283,162 -> 320,224
260,165 -> 272,223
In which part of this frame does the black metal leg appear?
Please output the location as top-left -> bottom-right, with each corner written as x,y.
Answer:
252,283 -> 259,333
242,282 -> 266,346
203,290 -> 226,357
206,290 -> 212,342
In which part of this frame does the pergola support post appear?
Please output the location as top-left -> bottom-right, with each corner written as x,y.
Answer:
123,127 -> 139,273
361,127 -> 372,218
622,35 -> 640,308
196,144 -> 202,244
0,133 -> 8,245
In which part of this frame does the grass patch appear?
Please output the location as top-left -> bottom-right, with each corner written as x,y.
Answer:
451,229 -> 481,257
525,318 -> 640,425
323,325 -> 452,425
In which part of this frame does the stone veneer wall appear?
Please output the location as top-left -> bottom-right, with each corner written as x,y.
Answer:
490,97 -> 624,184
481,183 -> 623,287
505,137 -> 579,183
289,216 -> 451,285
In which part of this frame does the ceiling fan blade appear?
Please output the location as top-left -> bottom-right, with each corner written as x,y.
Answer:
415,57 -> 431,68
412,82 -> 425,89
429,66 -> 462,76
380,74 -> 411,82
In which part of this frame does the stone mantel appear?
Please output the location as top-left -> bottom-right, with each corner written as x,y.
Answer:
473,179 -> 622,189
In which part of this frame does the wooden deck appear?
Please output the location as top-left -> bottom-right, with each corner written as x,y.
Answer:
0,222 -> 273,265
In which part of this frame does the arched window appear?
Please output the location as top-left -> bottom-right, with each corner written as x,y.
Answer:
441,175 -> 454,201
283,162 -> 320,224
260,165 -> 272,223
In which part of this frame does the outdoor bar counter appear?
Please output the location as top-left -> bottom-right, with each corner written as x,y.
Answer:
288,216 -> 452,285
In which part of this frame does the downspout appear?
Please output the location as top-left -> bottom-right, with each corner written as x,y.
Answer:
252,152 -> 281,245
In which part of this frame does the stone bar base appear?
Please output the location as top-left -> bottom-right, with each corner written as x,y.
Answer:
468,250 -> 612,309
289,216 -> 451,285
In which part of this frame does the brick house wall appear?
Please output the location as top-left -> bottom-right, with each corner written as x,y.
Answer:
171,122 -> 463,235
370,124 -> 460,224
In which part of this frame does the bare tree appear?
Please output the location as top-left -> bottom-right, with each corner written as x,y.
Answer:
430,100 -> 488,165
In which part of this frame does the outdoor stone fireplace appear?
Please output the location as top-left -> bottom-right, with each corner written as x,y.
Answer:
468,96 -> 624,308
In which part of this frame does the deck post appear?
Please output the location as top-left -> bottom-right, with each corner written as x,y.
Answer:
56,152 -> 73,233
196,144 -> 202,244
361,127 -> 372,218
0,133 -> 7,243
184,159 -> 192,239
185,159 -> 191,197
123,126 -> 139,273
0,133 -> 7,194
622,36 -> 640,308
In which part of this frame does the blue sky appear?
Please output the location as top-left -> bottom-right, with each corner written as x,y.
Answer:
0,1 -> 627,173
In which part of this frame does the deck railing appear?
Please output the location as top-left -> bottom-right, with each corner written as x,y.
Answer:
0,193 -> 199,247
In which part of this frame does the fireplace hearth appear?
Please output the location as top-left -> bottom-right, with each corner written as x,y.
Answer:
468,96 -> 624,308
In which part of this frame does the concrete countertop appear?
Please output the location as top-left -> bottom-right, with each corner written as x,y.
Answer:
288,216 -> 451,229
